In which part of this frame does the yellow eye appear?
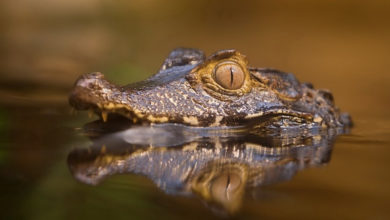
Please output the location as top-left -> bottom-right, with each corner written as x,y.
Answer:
214,62 -> 245,90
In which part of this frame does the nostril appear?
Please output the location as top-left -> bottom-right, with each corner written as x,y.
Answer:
86,72 -> 104,79
318,89 -> 334,105
74,72 -> 105,88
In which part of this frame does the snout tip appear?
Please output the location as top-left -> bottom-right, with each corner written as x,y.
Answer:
74,72 -> 105,88
69,72 -> 107,110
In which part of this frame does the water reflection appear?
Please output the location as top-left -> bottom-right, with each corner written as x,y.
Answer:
67,120 -> 342,215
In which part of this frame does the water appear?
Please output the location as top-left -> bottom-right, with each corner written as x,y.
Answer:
1,0 -> 390,219
0,98 -> 389,219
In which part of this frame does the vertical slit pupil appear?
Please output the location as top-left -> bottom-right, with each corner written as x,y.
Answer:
226,173 -> 231,198
230,67 -> 234,86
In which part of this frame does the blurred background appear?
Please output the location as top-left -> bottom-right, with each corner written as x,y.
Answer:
0,0 -> 389,219
1,0 -> 390,118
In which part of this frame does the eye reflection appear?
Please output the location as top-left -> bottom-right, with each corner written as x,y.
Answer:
214,62 -> 245,90
211,172 -> 242,202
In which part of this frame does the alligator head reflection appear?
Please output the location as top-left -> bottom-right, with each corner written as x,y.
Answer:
67,120 -> 341,215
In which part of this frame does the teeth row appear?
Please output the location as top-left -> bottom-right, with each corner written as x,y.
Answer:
85,108 -> 108,122
74,106 -> 140,123
70,107 -> 110,122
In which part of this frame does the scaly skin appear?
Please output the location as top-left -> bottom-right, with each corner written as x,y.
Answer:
69,48 -> 352,128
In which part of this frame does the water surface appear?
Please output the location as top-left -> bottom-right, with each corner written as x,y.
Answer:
0,97 -> 389,219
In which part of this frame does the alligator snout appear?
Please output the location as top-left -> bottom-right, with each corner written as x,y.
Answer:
69,72 -> 117,110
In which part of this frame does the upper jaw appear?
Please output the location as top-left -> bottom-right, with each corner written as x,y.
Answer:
69,73 -> 103,111
69,72 -> 130,120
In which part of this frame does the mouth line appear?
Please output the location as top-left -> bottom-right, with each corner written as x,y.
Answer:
85,104 -> 316,127
243,109 -> 315,127
87,103 -> 175,125
73,91 -> 317,128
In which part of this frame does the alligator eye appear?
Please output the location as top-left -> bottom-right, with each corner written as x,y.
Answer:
214,62 -> 245,90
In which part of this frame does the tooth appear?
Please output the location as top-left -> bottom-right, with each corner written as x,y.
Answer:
101,111 -> 108,122
88,109 -> 94,118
